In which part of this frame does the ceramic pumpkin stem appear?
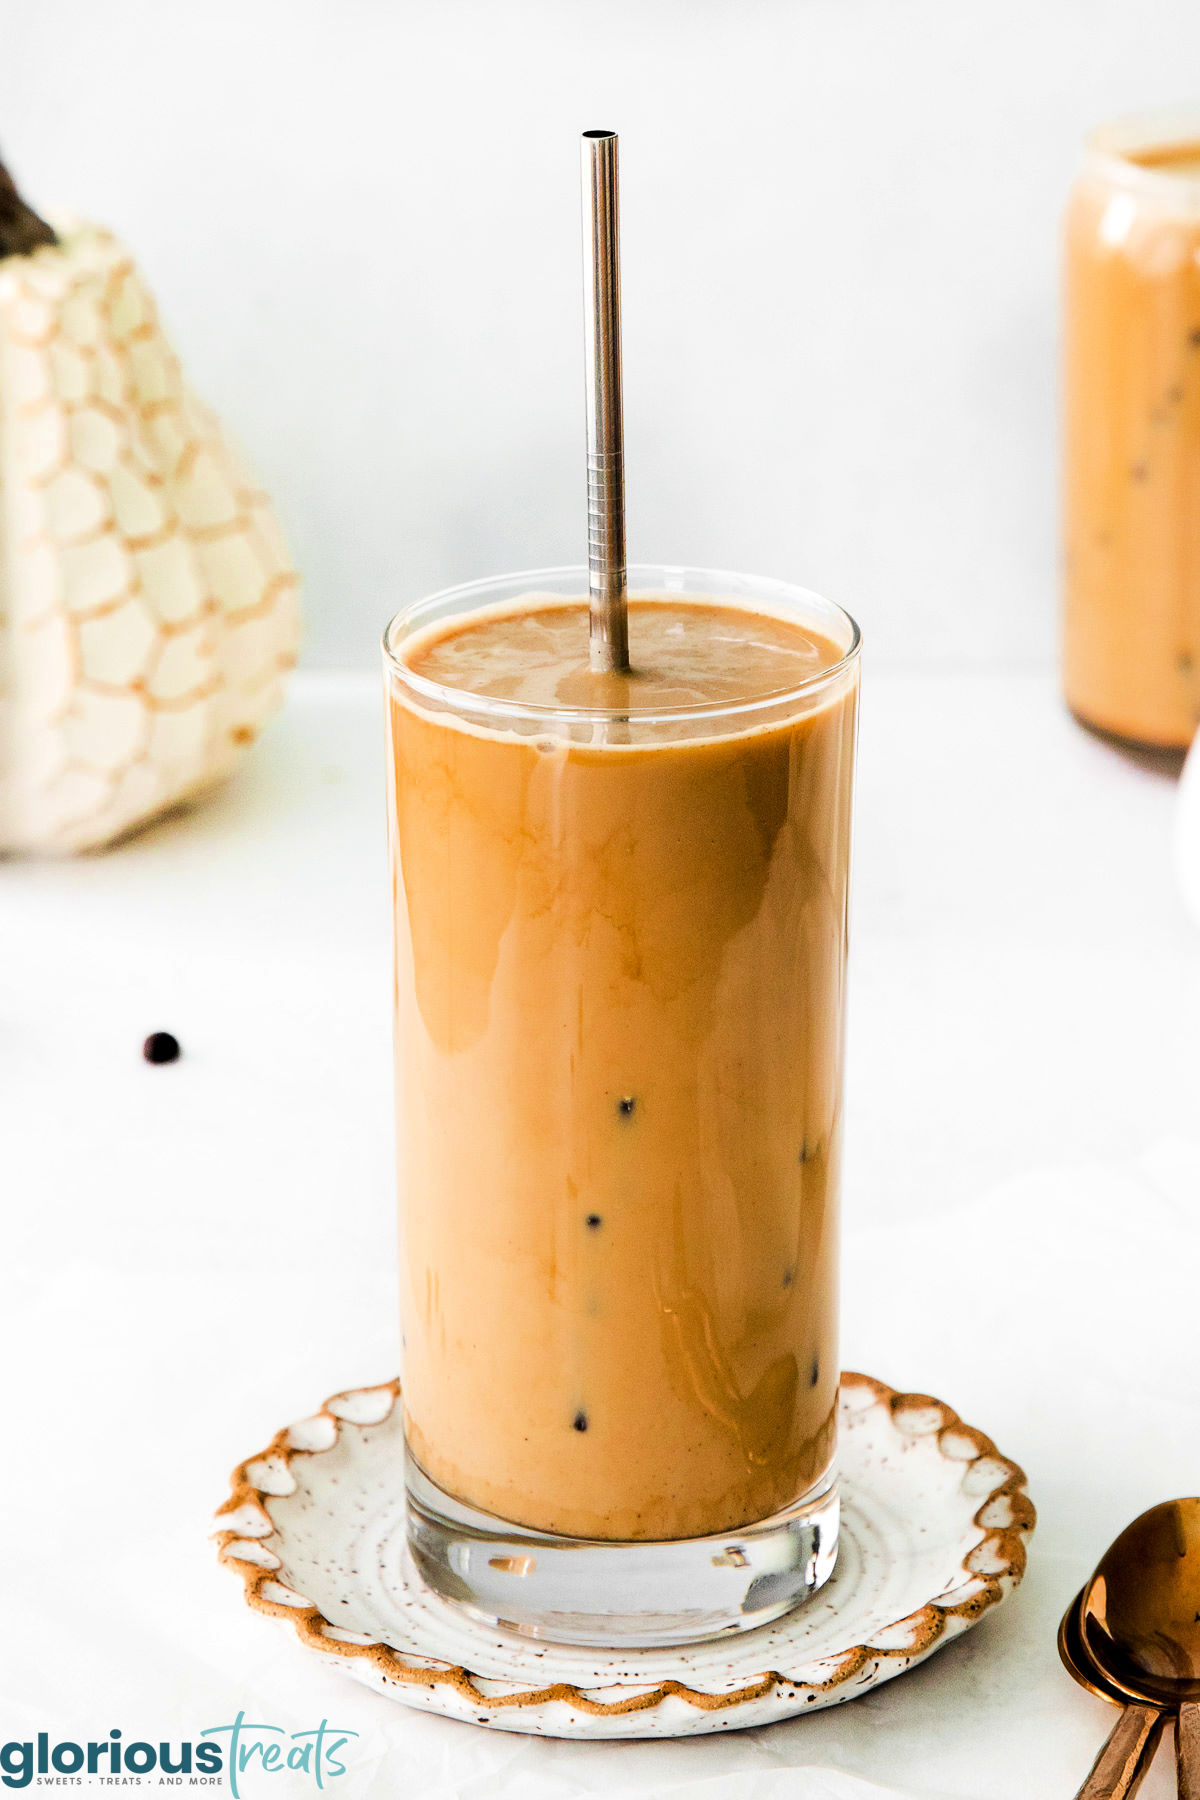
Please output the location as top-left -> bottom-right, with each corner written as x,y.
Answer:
0,153 -> 57,258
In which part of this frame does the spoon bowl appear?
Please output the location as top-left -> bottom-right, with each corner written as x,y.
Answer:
1060,1589 -> 1131,1705
1082,1498 -> 1200,1708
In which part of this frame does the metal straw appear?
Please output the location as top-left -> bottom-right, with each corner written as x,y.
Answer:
581,130 -> 630,674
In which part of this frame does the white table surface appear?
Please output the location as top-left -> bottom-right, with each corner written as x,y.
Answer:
4,670 -> 1199,1800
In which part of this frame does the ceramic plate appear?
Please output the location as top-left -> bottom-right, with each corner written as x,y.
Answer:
214,1372 -> 1034,1739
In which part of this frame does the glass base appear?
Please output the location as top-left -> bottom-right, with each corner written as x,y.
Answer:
405,1456 -> 839,1648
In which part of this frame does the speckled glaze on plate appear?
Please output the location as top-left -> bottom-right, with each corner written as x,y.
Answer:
214,1372 -> 1034,1740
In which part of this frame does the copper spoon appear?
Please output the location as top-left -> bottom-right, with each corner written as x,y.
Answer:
1059,1588 -> 1166,1798
1079,1499 -> 1200,1800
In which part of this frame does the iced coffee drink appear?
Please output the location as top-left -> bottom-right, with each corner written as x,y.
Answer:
384,565 -> 859,1644
1064,112 -> 1200,747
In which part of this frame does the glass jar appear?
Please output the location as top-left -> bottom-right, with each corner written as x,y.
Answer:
1063,109 -> 1200,748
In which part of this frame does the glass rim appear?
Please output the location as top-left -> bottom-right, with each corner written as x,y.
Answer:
381,562 -> 862,728
1083,106 -> 1200,206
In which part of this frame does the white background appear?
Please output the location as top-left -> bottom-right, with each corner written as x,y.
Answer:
5,0 -> 1200,668
7,11 -> 1200,1797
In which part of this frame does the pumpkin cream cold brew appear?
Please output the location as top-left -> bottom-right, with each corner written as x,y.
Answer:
386,585 -> 858,1559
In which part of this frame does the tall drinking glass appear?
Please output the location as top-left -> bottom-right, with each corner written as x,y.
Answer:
384,565 -> 860,1646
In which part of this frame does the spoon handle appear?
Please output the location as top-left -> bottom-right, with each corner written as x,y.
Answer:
1178,1700 -> 1200,1800
1074,1704 -> 1165,1800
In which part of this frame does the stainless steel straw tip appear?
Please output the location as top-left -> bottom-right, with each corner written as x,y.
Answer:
580,128 -> 629,674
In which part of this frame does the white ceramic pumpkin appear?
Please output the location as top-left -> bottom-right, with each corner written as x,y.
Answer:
0,159 -> 300,853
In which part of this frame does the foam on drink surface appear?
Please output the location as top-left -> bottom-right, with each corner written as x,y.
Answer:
402,596 -> 842,716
